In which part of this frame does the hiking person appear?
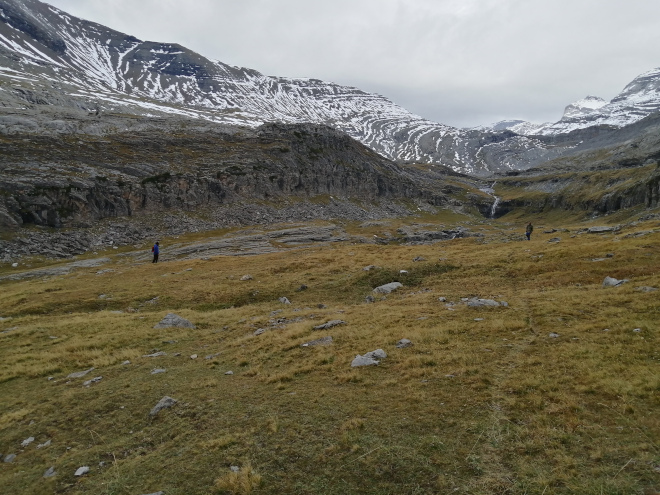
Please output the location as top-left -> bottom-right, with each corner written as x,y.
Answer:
152,242 -> 160,263
525,222 -> 533,241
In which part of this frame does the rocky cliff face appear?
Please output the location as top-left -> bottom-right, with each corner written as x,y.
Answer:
0,120 -> 480,231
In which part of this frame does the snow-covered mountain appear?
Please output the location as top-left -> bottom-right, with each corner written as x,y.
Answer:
1,0 -> 660,175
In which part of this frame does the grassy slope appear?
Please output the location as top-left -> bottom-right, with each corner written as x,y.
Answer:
0,214 -> 659,495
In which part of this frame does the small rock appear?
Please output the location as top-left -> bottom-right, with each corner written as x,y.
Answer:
150,396 -> 178,416
74,466 -> 90,476
12,263 -> 18,268
230,466 -> 240,473
83,376 -> 103,387
363,265 -> 378,271
279,297 -> 291,305
474,318 -> 484,322
606,253 -> 615,258
633,328 -> 642,333
154,313 -> 195,329
635,286 -> 658,292
21,437 -> 34,447
37,440 -> 51,449
67,367 -> 95,379
313,320 -> 346,330
602,276 -> 628,288
224,371 -> 234,375
3,454 -> 16,463
373,282 -> 403,294
142,351 -> 167,358
253,328 -> 266,336
317,304 -> 327,309
295,284 -> 308,292
121,360 -> 131,365
150,369 -> 166,375
301,336 -> 333,347
602,328 -> 610,332
190,354 -> 198,359
549,333 -> 560,338
399,270 -> 409,274
548,237 -> 561,243
412,256 -> 426,262
364,295 -> 375,304
438,297 -> 447,302
396,339 -> 412,348
43,466 -> 56,478
240,275 -> 253,281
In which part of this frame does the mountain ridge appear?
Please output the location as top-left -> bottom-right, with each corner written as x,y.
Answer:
0,0 -> 659,176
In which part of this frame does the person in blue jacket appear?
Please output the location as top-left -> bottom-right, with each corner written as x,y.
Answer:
152,241 -> 160,263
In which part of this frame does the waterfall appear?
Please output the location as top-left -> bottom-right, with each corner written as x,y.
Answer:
489,195 -> 501,218
479,181 -> 501,219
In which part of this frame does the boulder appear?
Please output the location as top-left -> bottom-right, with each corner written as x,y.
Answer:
351,355 -> 380,367
396,339 -> 413,348
154,313 -> 195,329
240,275 -> 253,281
364,349 -> 387,360
373,282 -> 403,294
74,466 -> 90,476
279,297 -> 291,305
150,396 -> 178,417
43,467 -> 56,478
602,276 -> 628,288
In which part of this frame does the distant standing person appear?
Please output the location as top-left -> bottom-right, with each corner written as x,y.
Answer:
525,222 -> 533,241
152,242 -> 160,263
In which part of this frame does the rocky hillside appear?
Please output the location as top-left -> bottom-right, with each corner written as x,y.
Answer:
0,116 -> 491,236
492,112 -> 660,216
2,0 -> 660,176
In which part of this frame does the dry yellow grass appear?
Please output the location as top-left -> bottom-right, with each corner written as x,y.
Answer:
0,213 -> 659,494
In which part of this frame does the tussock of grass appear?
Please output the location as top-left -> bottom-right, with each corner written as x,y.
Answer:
214,463 -> 262,494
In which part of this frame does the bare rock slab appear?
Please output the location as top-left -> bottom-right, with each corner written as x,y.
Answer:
302,336 -> 333,347
467,298 -> 502,307
373,282 -> 403,294
313,320 -> 346,330
150,396 -> 178,417
43,466 -> 56,478
67,367 -> 95,379
154,313 -> 195,329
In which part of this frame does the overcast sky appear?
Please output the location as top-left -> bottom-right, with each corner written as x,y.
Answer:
46,0 -> 660,128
